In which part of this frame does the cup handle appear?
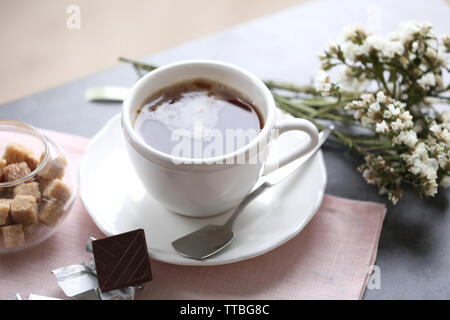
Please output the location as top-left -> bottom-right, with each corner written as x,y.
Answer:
262,118 -> 319,175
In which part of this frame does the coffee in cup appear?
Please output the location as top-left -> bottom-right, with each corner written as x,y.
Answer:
134,78 -> 263,159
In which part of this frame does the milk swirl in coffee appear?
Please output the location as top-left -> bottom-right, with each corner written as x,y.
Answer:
135,79 -> 263,159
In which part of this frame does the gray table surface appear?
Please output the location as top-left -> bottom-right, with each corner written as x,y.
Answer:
1,0 -> 449,299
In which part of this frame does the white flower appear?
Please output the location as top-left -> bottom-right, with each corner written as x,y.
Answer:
383,110 -> 392,119
383,40 -> 404,58
369,102 -> 381,112
314,70 -> 332,96
327,39 -> 339,53
391,119 -> 405,131
400,111 -> 413,122
376,91 -> 387,103
441,129 -> 450,143
437,154 -> 447,169
402,141 -> 441,194
397,101 -> 407,109
317,52 -> 327,61
403,131 -> 419,147
388,104 -> 401,116
404,119 -> 414,129
393,130 -> 418,147
337,68 -> 366,91
436,46 -> 448,65
430,123 -> 440,134
430,143 -> 448,169
442,111 -> 450,123
415,142 -> 428,158
397,20 -> 432,43
341,40 -> 370,61
362,169 -> 377,184
407,157 -> 422,175
376,120 -> 389,133
417,72 -> 436,89
366,34 -> 385,51
425,47 -> 437,59
341,42 -> 357,60
356,43 -> 371,56
424,180 -> 438,196
361,93 -> 374,102
343,24 -> 365,40
389,194 -> 400,205
442,34 -> 450,44
429,123 -> 450,143
395,28 -> 414,43
440,175 -> 450,188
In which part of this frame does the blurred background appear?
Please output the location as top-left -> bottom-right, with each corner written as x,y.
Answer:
0,0 -> 307,104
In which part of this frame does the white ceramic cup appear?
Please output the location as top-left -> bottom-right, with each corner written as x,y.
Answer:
122,60 -> 319,217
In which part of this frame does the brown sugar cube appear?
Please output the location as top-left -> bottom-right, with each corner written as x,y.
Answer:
3,143 -> 38,171
38,153 -> 67,180
13,182 -> 41,202
39,201 -> 65,227
38,178 -> 52,193
0,187 -> 11,199
2,162 -> 31,182
42,179 -> 71,204
0,159 -> 6,178
1,224 -> 25,248
10,195 -> 38,225
0,186 -> 13,198
0,199 -> 11,226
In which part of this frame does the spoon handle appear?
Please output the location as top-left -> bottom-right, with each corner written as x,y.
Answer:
224,126 -> 333,230
224,182 -> 271,228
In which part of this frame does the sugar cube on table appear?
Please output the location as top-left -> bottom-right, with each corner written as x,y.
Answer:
3,143 -> 38,171
10,195 -> 38,225
13,182 -> 41,202
1,224 -> 25,248
0,199 -> 11,226
42,179 -> 71,204
2,162 -> 31,182
39,200 -> 65,227
38,153 -> 66,180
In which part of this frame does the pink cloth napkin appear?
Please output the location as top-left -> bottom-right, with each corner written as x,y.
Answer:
0,129 -> 386,300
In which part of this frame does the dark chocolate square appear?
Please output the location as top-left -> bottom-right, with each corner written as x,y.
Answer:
92,229 -> 152,292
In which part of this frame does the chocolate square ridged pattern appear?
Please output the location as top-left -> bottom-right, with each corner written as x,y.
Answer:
92,229 -> 152,292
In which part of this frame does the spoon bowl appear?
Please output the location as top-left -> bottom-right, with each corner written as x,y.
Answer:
172,225 -> 234,260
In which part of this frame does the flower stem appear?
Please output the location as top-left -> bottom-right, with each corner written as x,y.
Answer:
264,81 -> 320,95
118,57 -> 158,72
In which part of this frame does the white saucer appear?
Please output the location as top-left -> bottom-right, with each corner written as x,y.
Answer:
79,114 -> 327,266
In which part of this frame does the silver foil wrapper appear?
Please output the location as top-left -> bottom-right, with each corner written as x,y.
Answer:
51,237 -> 137,300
